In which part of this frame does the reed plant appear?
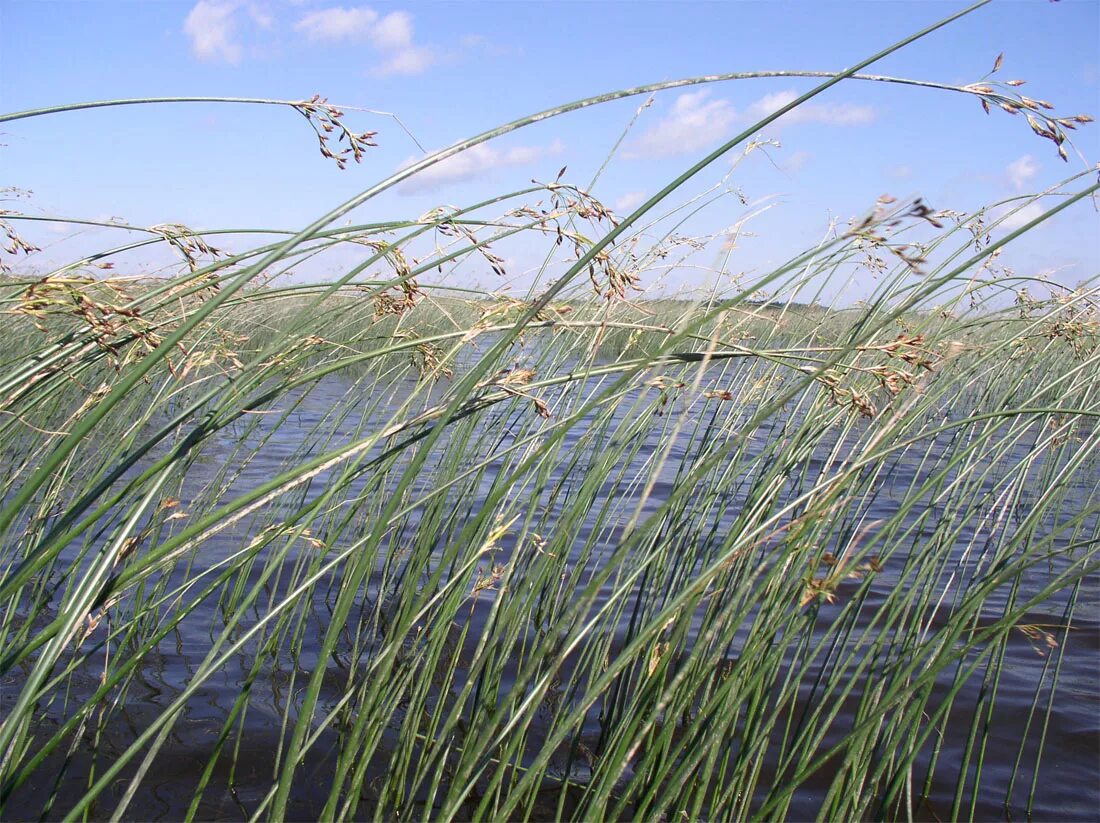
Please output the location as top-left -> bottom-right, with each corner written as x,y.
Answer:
1,2 -> 1097,819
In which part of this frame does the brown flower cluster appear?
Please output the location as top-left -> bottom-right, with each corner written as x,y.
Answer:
294,94 -> 378,170
966,53 -> 1092,162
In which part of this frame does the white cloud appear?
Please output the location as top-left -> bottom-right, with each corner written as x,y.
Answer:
458,33 -> 523,58
744,90 -> 876,127
370,11 -> 412,49
1007,154 -> 1039,191
627,90 -> 736,158
627,88 -> 875,159
248,4 -> 274,29
185,2 -> 435,73
293,6 -> 378,41
892,165 -> 913,179
183,1 -> 271,63
502,145 -> 545,164
184,1 -> 243,63
292,6 -> 410,48
783,150 -> 812,172
294,6 -> 434,75
372,45 -> 436,76
744,91 -> 797,121
614,191 -> 647,212
999,202 -> 1044,230
397,139 -> 564,194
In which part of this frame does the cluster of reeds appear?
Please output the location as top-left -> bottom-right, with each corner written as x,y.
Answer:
1,2 -> 1097,820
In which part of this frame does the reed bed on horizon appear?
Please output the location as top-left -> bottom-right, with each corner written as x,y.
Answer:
1,5 -> 1099,820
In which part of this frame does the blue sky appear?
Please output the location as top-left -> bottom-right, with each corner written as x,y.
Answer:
2,0 -> 1098,300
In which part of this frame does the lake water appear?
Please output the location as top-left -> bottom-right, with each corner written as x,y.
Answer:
3,361 -> 1097,821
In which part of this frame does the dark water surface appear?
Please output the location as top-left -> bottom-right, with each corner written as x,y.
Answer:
4,365 -> 1098,821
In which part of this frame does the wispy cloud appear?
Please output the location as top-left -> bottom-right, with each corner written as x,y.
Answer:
743,90 -> 876,127
293,6 -> 379,41
999,202 -> 1044,230
184,3 -> 438,74
627,89 -> 876,159
182,1 -> 278,63
371,11 -> 412,48
1006,154 -> 1039,190
372,45 -> 436,76
397,139 -> 564,194
459,33 -> 524,58
293,6 -> 413,50
782,150 -> 812,173
627,91 -> 736,159
293,6 -> 435,75
614,191 -> 647,212
249,4 -> 274,29
184,1 -> 244,63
